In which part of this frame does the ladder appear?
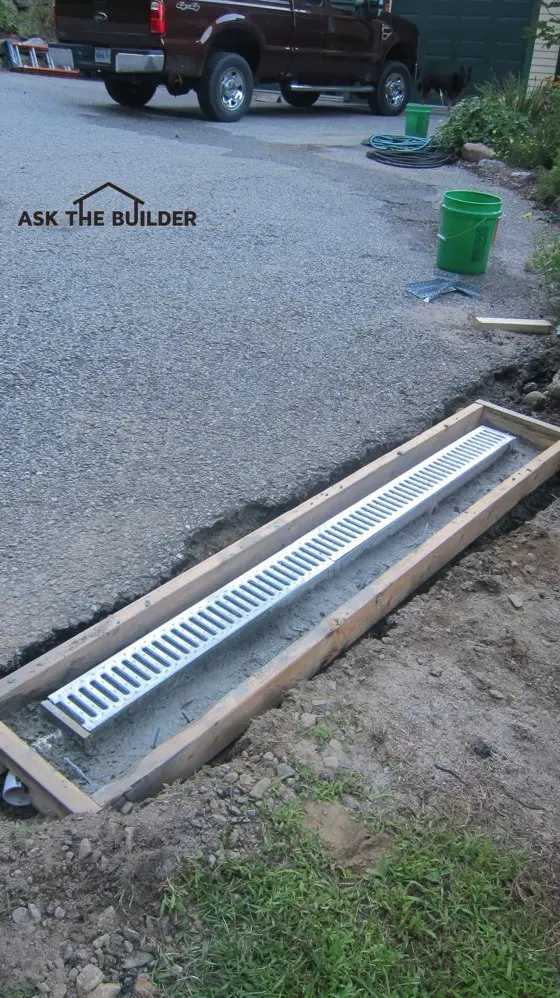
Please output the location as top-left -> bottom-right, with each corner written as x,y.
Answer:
5,40 -> 78,76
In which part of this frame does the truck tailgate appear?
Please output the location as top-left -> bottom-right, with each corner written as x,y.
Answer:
56,0 -> 155,45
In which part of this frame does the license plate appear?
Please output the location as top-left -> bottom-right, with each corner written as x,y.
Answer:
94,47 -> 111,65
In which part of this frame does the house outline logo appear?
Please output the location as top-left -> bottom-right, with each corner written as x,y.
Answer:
17,181 -> 197,229
72,182 -> 146,225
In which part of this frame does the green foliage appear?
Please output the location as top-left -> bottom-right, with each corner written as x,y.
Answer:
0,0 -> 18,31
529,232 -> 560,298
433,75 -> 560,170
528,1 -> 560,49
432,95 -> 533,158
157,804 -> 559,998
0,0 -> 53,38
537,145 -> 560,202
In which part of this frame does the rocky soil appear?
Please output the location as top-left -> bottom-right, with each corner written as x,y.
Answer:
1,486 -> 559,996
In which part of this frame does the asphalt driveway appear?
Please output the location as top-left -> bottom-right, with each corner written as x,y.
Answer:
0,75 -> 546,670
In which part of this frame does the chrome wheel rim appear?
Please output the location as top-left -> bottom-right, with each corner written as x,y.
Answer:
219,68 -> 245,111
385,71 -> 406,109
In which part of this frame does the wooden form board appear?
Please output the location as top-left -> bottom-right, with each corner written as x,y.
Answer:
1,401 -> 559,814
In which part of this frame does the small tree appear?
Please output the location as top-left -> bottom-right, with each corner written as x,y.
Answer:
532,1 -> 560,48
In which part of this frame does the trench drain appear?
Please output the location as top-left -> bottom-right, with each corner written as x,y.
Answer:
42,425 -> 513,737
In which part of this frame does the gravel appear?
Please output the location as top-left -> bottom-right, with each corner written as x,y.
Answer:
0,76 -> 548,671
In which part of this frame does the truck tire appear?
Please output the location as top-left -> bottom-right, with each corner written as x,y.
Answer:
280,85 -> 319,108
368,60 -> 411,116
197,52 -> 254,122
104,77 -> 158,108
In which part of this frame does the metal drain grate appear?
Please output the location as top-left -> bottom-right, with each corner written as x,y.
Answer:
42,425 -> 514,737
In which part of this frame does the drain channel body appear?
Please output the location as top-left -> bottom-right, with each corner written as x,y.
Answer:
43,426 -> 514,737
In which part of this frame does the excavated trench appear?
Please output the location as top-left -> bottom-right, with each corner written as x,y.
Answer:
5,434 -> 539,793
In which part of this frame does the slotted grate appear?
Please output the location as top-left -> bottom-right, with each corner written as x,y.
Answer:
42,425 -> 514,737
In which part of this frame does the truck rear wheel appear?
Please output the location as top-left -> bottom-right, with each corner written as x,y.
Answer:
280,86 -> 319,108
104,76 -> 158,108
368,61 -> 411,116
197,52 -> 254,122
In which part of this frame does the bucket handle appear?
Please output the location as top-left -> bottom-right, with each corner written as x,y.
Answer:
438,215 -> 499,243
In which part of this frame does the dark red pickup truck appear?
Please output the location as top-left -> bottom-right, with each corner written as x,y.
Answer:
51,0 -> 418,122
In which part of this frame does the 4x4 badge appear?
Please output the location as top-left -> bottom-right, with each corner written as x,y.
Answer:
176,2 -> 200,9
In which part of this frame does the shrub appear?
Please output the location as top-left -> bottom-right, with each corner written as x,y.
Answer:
433,75 -> 560,170
432,95 -> 535,159
537,147 -> 560,201
529,234 -> 560,298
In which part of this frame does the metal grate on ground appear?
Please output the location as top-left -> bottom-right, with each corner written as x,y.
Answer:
42,425 -> 514,737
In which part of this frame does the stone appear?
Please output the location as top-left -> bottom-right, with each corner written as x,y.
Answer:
92,934 -> 110,951
133,979 -> 159,998
300,713 -> 318,729
78,839 -> 93,862
229,828 -> 240,846
122,951 -> 153,969
27,902 -> 41,923
249,778 -> 272,799
488,689 -> 504,700
262,752 -> 275,762
523,390 -> 546,409
75,964 -> 104,997
328,739 -> 343,754
54,907 -> 66,920
547,371 -> 560,402
471,737 -> 492,758
224,770 -> 239,785
11,906 -> 30,925
123,927 -> 141,945
461,141 -> 496,163
322,756 -> 339,770
508,593 -> 524,609
523,381 -> 538,394
90,986 -> 121,998
276,763 -> 295,780
340,794 -> 360,811
120,801 -> 134,815
68,968 -> 79,983
312,700 -> 329,711
51,986 -> 68,998
429,667 -> 443,678
97,906 -> 119,933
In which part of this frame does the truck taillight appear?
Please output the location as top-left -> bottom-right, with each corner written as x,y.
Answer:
150,0 -> 165,34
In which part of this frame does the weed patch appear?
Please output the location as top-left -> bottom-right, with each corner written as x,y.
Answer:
157,803 -> 558,997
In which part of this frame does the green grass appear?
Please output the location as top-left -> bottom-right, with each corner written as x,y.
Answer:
156,803 -> 559,998
312,723 -> 331,746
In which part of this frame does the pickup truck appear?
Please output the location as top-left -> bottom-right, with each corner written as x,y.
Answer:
51,0 -> 418,122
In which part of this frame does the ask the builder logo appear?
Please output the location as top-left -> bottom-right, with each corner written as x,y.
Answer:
18,182 -> 197,228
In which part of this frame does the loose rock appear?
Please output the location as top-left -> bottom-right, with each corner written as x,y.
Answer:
322,756 -> 339,770
133,979 -> 159,998
75,964 -> 104,997
249,778 -> 272,799
299,713 -> 317,729
461,141 -> 496,162
11,906 -> 30,925
508,593 -> 524,609
122,951 -> 153,969
78,839 -> 93,862
90,986 -> 121,998
523,390 -> 546,409
27,902 -> 42,923
489,689 -> 504,700
276,763 -> 295,780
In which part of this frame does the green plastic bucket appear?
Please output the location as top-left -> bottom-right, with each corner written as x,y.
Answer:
437,190 -> 502,275
405,103 -> 431,138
